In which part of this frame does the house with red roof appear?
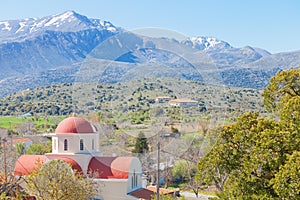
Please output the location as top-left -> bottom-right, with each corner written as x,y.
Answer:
14,116 -> 153,200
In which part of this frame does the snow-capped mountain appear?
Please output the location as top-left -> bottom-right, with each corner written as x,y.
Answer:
182,36 -> 231,50
0,11 -> 299,96
0,11 -> 119,79
0,11 -> 117,42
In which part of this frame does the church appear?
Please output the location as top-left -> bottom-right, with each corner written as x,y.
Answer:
14,116 -> 153,200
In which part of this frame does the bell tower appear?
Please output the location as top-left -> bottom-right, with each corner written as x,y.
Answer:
51,117 -> 99,154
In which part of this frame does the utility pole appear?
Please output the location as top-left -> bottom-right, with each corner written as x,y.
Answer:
1,138 -> 8,182
4,138 -> 7,182
156,141 -> 160,200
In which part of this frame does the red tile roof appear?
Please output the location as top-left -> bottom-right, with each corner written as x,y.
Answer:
88,157 -> 133,179
14,155 -> 46,176
12,137 -> 32,143
58,157 -> 83,174
146,186 -> 175,195
128,188 -> 155,200
55,117 -> 95,134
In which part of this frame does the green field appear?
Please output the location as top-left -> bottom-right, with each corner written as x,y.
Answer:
0,116 -> 65,133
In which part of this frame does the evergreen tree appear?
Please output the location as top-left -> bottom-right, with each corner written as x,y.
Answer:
133,132 -> 149,154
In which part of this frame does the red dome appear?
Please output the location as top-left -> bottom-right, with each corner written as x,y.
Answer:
58,157 -> 83,174
88,157 -> 133,179
14,155 -> 46,176
55,117 -> 94,134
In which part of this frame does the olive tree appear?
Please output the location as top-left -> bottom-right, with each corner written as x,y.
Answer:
26,160 -> 95,200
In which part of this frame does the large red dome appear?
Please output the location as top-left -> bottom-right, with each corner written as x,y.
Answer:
55,117 -> 95,134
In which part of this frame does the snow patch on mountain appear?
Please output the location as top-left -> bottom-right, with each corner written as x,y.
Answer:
0,21 -> 11,31
182,36 -> 231,50
0,11 -> 118,43
44,11 -> 74,27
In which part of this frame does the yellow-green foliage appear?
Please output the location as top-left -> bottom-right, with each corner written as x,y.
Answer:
197,68 -> 300,199
271,151 -> 300,199
26,160 -> 95,200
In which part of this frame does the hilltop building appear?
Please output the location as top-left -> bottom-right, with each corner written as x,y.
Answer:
14,116 -> 152,200
168,99 -> 199,107
155,96 -> 171,103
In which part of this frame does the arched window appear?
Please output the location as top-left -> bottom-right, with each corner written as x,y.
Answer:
135,174 -> 138,187
92,139 -> 95,150
64,139 -> 68,151
131,176 -> 134,188
80,139 -> 84,151
132,170 -> 138,189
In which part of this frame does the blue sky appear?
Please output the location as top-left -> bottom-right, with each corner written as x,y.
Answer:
0,0 -> 299,53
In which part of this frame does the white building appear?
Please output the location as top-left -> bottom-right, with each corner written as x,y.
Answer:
155,96 -> 171,103
14,116 -> 153,200
169,99 -> 199,107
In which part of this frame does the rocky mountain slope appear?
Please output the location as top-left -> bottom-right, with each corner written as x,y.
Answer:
0,11 -> 299,97
0,11 -> 118,77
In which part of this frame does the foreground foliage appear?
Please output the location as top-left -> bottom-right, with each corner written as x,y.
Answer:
197,68 -> 300,199
26,160 -> 95,200
0,173 -> 24,199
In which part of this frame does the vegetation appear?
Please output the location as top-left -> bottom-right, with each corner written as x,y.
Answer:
271,151 -> 300,199
197,68 -> 300,199
151,192 -> 185,200
25,141 -> 52,155
262,68 -> 300,125
0,116 -> 64,134
132,132 -> 149,154
171,160 -> 201,197
26,160 -> 95,200
0,173 -> 24,199
1,70 -> 298,199
0,78 -> 264,120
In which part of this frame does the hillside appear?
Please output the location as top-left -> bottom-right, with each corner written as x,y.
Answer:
0,78 -> 265,119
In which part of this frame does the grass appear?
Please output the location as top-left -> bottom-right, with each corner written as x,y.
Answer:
198,190 -> 218,196
181,132 -> 201,141
0,116 -> 64,133
0,116 -> 28,129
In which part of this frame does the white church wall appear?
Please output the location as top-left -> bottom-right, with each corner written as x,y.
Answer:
95,179 -> 137,200
127,157 -> 143,193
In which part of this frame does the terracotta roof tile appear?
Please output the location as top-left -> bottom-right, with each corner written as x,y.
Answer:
88,157 -> 133,179
128,188 -> 155,200
58,157 -> 83,174
147,186 -> 175,195
55,117 -> 94,134
12,137 -> 32,143
14,155 -> 46,176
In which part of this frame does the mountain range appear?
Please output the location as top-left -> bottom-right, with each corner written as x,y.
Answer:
0,11 -> 299,97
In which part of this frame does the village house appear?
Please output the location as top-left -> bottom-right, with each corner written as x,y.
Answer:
168,99 -> 199,107
12,137 -> 33,147
155,96 -> 171,103
14,116 -> 154,200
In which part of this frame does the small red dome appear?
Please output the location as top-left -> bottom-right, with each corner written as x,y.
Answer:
88,157 -> 133,179
55,117 -> 94,134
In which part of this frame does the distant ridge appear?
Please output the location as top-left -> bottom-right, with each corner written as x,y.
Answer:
0,11 -> 299,96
